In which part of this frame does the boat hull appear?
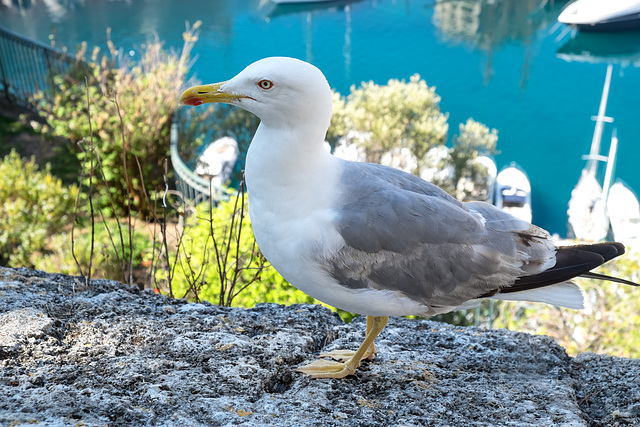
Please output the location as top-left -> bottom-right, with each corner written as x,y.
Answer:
558,0 -> 640,32
575,12 -> 640,32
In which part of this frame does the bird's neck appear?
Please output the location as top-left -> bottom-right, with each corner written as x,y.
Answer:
247,124 -> 329,179
243,123 -> 343,289
244,124 -> 338,206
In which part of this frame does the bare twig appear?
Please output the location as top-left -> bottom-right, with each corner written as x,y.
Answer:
231,242 -> 268,301
114,95 -> 134,285
161,161 -> 175,298
82,77 -> 96,286
97,208 -> 122,267
207,182 -> 225,306
71,138 -> 87,279
226,176 -> 247,306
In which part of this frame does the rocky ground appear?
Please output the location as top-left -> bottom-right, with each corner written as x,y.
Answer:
1,267 -> 639,426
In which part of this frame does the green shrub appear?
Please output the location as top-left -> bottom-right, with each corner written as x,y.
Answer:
35,219 -> 155,284
329,74 -> 449,170
27,22 -> 201,218
0,150 -> 77,267
328,78 -> 497,202
157,192 -> 319,309
429,118 -> 498,200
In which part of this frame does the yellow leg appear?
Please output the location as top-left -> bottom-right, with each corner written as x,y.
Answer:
364,315 -> 378,360
319,315 -> 377,361
295,316 -> 389,379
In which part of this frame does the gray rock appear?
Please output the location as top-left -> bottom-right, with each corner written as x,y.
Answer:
0,266 -> 638,426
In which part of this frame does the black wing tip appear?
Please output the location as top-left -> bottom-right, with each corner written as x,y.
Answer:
558,241 -> 626,262
502,242 -> 633,294
564,242 -> 639,286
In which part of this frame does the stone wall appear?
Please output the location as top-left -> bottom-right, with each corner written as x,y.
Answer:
1,267 -> 638,426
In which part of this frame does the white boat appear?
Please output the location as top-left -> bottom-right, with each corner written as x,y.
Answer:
568,170 -> 609,241
567,65 -> 615,242
494,163 -> 532,224
607,180 -> 640,251
195,136 -> 239,188
558,0 -> 640,32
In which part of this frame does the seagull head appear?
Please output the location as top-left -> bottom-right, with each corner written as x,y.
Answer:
180,57 -> 333,133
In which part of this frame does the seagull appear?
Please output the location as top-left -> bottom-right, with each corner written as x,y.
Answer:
179,57 -> 638,379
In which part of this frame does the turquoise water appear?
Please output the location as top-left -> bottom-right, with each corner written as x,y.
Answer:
2,0 -> 640,236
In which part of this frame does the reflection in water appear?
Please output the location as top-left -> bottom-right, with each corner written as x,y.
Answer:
261,0 -> 358,83
1,0 -> 243,50
557,31 -> 640,65
2,0 -> 640,235
433,0 -> 568,85
261,0 -> 362,19
5,0 -> 85,22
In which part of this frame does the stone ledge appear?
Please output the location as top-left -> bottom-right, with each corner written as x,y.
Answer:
0,266 -> 638,426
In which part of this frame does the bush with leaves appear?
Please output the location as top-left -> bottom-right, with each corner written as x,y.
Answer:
427,118 -> 498,201
329,74 -> 449,171
27,22 -> 201,218
156,190 -> 318,309
35,219 -> 155,284
0,150 -> 77,267
328,77 -> 497,201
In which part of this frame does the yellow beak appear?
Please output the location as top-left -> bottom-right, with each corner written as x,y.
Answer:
179,81 -> 244,106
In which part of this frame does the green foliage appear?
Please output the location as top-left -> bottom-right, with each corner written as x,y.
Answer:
28,22 -> 202,218
450,118 -> 498,180
494,250 -> 640,358
35,219 -> 154,284
158,193 -> 318,309
326,90 -> 349,148
432,118 -> 499,200
0,116 -> 33,156
0,150 -> 77,267
330,74 -> 449,170
328,78 -> 497,202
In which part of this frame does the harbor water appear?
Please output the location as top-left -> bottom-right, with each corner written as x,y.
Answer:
1,0 -> 639,237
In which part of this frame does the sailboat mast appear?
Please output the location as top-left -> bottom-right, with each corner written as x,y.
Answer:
602,129 -> 618,206
587,64 -> 613,175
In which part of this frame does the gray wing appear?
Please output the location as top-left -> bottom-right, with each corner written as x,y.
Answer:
326,161 -> 555,312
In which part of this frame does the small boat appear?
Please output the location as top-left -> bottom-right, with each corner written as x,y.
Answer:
567,130 -> 618,242
494,163 -> 532,224
607,180 -> 640,251
567,65 -> 615,242
558,0 -> 640,32
568,170 -> 609,241
195,136 -> 239,188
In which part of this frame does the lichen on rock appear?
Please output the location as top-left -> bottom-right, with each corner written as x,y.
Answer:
0,267 -> 638,426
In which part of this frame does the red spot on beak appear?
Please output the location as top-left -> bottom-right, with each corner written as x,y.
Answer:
183,97 -> 204,106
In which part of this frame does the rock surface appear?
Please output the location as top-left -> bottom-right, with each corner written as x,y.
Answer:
1,267 -> 639,426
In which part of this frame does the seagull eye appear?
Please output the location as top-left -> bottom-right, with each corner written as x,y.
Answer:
258,79 -> 274,90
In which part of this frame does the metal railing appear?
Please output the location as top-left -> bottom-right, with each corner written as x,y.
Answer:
170,119 -> 225,206
0,26 -> 77,108
0,25 -> 221,206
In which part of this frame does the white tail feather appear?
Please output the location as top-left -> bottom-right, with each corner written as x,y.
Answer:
489,282 -> 585,309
